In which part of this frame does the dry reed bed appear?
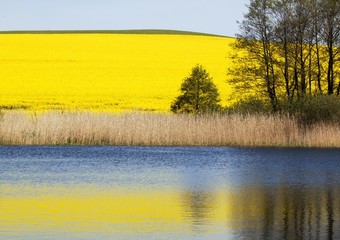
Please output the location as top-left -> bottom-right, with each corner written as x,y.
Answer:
0,112 -> 340,147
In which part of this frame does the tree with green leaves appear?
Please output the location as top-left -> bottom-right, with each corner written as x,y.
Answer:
171,65 -> 221,114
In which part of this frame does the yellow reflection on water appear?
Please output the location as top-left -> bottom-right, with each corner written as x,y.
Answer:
0,185 -> 231,235
3,183 -> 338,238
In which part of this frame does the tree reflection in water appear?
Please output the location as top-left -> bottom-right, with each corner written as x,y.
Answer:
179,184 -> 340,239
229,185 -> 340,239
181,191 -> 216,225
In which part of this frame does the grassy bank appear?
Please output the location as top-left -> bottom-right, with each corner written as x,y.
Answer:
1,112 -> 340,147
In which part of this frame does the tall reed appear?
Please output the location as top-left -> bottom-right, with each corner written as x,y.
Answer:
1,111 -> 340,147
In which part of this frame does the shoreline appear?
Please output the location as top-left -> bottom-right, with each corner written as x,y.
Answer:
1,144 -> 340,150
1,111 -> 340,148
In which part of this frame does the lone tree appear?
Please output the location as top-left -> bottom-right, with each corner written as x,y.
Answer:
171,65 -> 221,114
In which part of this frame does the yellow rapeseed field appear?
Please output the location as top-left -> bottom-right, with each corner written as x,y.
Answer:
0,33 -> 234,112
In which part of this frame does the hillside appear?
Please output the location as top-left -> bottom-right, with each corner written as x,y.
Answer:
0,29 -> 227,38
0,31 -> 235,112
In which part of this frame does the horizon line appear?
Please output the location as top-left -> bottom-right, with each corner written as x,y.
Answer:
0,29 -> 232,38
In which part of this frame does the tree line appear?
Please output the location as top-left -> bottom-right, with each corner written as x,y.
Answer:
229,0 -> 340,112
171,0 -> 340,124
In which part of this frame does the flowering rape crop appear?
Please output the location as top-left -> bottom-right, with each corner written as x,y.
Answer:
0,33 -> 234,112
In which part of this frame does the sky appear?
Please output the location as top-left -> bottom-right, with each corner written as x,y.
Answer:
0,0 -> 249,37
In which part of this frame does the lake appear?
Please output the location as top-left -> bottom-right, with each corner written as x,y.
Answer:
1,146 -> 340,239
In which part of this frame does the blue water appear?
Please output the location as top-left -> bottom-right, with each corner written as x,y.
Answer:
1,146 -> 340,239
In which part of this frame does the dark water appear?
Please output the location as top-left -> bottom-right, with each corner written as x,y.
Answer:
1,146 -> 340,239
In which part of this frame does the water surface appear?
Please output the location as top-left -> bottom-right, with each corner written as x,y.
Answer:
1,146 -> 340,239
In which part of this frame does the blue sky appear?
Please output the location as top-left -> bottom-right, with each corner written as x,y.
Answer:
0,0 -> 248,36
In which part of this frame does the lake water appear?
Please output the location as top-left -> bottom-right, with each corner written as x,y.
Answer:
1,146 -> 340,239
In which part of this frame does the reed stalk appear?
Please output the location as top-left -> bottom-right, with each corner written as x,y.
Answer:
1,111 -> 339,147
